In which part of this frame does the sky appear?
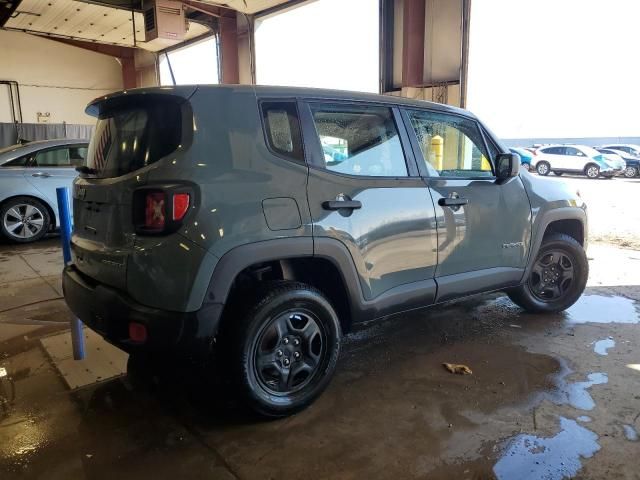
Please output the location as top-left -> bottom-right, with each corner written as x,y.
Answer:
467,0 -> 640,138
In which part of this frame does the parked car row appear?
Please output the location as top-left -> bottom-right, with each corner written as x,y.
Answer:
510,143 -> 640,179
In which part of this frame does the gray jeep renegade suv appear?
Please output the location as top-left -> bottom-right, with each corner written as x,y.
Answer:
63,85 -> 588,416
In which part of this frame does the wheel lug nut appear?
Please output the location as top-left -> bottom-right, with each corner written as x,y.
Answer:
276,349 -> 283,357
283,358 -> 290,366
293,338 -> 300,346
283,338 -> 289,345
293,352 -> 301,360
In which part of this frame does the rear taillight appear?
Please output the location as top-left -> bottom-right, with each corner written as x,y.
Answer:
135,188 -> 192,235
173,193 -> 190,221
145,192 -> 166,229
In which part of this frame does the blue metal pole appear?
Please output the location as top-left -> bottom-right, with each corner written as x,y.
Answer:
56,187 -> 85,360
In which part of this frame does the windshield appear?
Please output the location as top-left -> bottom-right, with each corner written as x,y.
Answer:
0,144 -> 25,164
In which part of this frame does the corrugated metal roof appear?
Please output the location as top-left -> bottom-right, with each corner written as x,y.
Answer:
5,0 -> 210,51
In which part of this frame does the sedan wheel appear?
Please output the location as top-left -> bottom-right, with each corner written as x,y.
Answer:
0,198 -> 50,243
624,166 -> 638,178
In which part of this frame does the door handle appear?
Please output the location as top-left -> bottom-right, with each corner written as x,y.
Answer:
438,197 -> 469,207
32,172 -> 51,178
322,200 -> 362,210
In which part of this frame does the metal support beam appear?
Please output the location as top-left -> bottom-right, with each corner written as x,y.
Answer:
401,0 -> 426,88
121,55 -> 137,89
50,37 -> 139,88
219,13 -> 240,84
460,0 -> 471,108
50,37 -> 136,59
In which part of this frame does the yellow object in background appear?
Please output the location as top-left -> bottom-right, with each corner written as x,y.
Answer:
481,155 -> 492,171
431,135 -> 443,171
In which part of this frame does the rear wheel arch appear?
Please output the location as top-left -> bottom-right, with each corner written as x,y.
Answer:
210,238 -> 361,336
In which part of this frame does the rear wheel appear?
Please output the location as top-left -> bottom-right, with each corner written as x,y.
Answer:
507,233 -> 588,313
536,161 -> 550,176
0,197 -> 50,243
624,166 -> 638,178
585,164 -> 600,179
223,281 -> 341,417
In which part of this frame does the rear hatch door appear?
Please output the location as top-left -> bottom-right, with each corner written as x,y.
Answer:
71,88 -> 195,290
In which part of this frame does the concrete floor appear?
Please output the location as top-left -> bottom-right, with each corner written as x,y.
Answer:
1,211 -> 640,478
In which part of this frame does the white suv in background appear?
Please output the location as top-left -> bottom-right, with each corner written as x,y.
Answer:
533,145 -> 618,179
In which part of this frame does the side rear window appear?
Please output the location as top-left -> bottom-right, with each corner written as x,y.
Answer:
309,104 -> 408,177
541,147 -> 562,155
261,101 -> 304,162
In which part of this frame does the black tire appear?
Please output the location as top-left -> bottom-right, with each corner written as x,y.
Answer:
223,281 -> 341,417
584,163 -> 600,179
507,233 -> 588,313
125,353 -> 166,390
624,166 -> 638,178
536,161 -> 550,176
0,196 -> 51,243
553,171 -> 564,176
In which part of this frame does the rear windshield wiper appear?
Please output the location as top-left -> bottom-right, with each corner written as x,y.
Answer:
76,166 -> 97,175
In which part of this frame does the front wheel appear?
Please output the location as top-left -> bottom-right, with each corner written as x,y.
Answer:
624,166 -> 638,178
536,161 -> 551,176
224,281 -> 341,417
507,233 -> 588,313
585,164 -> 600,179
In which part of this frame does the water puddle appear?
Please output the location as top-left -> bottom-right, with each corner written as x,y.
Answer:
565,295 -> 639,324
592,337 -> 615,356
493,417 -> 600,480
551,372 -> 608,411
576,415 -> 592,423
623,424 -> 638,441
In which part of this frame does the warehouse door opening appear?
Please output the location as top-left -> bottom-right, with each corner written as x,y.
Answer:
159,36 -> 220,86
255,0 -> 379,93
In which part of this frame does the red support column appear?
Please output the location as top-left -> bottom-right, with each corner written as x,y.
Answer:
121,55 -> 137,89
402,0 -> 426,88
220,13 -> 239,84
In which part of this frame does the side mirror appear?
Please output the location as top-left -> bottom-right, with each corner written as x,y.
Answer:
495,152 -> 520,180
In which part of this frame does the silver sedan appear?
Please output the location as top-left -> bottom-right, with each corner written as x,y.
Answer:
0,139 -> 88,242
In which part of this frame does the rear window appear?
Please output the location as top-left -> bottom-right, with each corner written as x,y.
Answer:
87,99 -> 184,178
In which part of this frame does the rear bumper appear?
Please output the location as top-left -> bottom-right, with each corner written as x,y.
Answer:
62,264 -> 223,357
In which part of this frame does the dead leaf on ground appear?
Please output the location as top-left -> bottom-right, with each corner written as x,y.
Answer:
443,363 -> 473,375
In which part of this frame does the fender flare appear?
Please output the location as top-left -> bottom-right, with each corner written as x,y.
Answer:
522,206 -> 587,282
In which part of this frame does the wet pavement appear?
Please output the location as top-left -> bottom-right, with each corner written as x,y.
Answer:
1,238 -> 640,479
